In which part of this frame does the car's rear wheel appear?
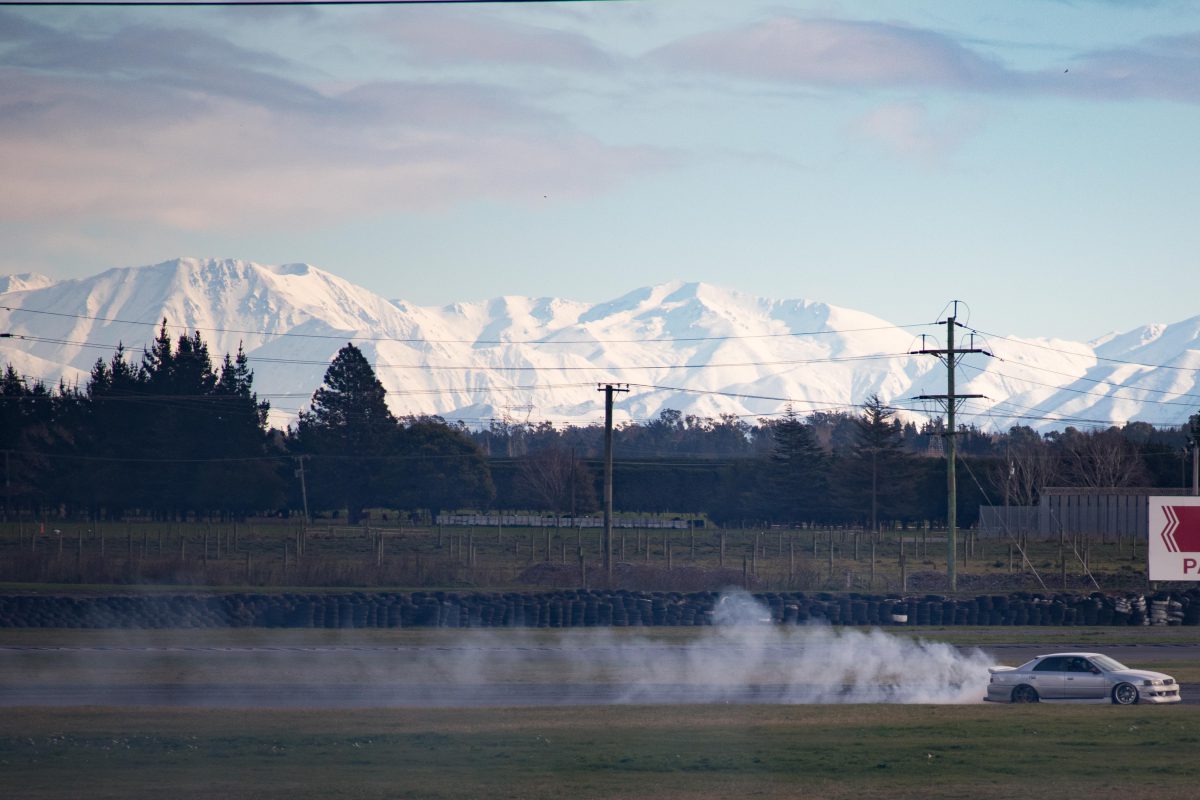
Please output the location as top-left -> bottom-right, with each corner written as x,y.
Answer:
1112,683 -> 1139,705
1011,685 -> 1039,703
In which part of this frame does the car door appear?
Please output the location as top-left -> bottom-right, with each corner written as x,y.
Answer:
1064,657 -> 1109,699
1030,656 -> 1068,698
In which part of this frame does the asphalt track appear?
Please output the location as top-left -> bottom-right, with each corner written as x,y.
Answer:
1,642 -> 1195,708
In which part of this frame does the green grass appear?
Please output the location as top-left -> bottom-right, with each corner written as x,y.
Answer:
1,704 -> 1197,799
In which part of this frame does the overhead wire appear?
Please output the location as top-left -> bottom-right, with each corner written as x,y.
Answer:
968,326 -> 1200,373
0,306 -> 932,347
957,362 -> 1200,409
0,0 -> 618,6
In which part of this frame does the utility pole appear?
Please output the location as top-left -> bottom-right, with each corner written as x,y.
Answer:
598,383 -> 629,583
913,304 -> 990,592
294,456 -> 310,528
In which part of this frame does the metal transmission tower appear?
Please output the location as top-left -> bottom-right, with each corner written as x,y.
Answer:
912,303 -> 991,591
598,383 -> 629,583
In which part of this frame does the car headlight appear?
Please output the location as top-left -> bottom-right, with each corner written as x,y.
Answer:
1143,679 -> 1162,686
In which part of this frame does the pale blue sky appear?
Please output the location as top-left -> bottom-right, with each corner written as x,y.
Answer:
2,0 -> 1198,340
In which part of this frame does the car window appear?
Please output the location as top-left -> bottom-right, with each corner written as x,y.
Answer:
1090,655 -> 1127,672
1033,656 -> 1066,672
1067,658 -> 1095,673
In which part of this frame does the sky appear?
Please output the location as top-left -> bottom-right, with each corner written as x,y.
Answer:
2,0 -> 1199,342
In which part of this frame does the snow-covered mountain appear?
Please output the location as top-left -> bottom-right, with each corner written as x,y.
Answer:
0,258 -> 1197,431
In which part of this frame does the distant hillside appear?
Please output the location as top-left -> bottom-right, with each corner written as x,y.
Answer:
1,258 -> 1197,431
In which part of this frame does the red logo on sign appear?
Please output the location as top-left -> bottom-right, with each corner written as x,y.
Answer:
1160,506 -> 1200,553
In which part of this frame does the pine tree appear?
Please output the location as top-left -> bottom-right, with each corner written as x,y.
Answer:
768,408 -> 827,523
839,394 -> 913,529
77,328 -> 279,517
296,343 -> 397,522
201,343 -> 283,513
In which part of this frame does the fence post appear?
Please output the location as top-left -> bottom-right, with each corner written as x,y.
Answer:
827,529 -> 834,581
869,540 -> 876,589
789,536 -> 795,585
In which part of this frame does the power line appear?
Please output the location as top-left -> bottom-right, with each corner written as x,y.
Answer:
958,362 -> 1200,409
0,0 -> 616,6
251,352 -> 915,372
969,326 -> 1200,373
1,332 -> 917,371
979,352 -> 1200,403
0,306 -> 931,346
956,397 -> 1186,430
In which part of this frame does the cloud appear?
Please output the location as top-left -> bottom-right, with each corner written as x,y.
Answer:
648,12 -> 1200,111
849,101 -> 983,160
373,10 -> 616,71
1057,32 -> 1200,103
650,16 -> 1012,91
0,13 -> 668,230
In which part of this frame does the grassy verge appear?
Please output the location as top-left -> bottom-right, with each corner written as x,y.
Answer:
1,705 -> 1197,800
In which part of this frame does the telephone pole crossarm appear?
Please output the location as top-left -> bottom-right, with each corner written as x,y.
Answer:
597,383 -> 630,584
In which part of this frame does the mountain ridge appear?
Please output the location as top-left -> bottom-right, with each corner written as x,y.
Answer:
1,257 -> 1197,431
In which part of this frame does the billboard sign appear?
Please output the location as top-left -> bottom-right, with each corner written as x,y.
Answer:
1149,497 -> 1200,580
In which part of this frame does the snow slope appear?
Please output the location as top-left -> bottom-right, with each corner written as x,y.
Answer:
1,258 -> 1195,431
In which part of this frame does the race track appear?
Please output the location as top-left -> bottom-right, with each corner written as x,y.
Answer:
1,641 -> 1195,707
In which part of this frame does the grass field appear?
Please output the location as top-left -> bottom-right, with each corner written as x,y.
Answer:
2,704 -> 1198,800
0,518 -> 1154,593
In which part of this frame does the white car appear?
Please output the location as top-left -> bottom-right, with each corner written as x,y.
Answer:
986,652 -> 1181,705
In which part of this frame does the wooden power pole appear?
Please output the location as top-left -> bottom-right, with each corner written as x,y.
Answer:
598,383 -> 629,583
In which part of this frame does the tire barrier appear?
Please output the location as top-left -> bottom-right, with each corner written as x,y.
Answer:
1,588 -> 1199,629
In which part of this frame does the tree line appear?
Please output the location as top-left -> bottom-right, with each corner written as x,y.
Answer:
2,328 -> 1196,526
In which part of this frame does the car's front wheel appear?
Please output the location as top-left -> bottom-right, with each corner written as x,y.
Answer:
1011,685 -> 1039,703
1112,683 -> 1139,705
